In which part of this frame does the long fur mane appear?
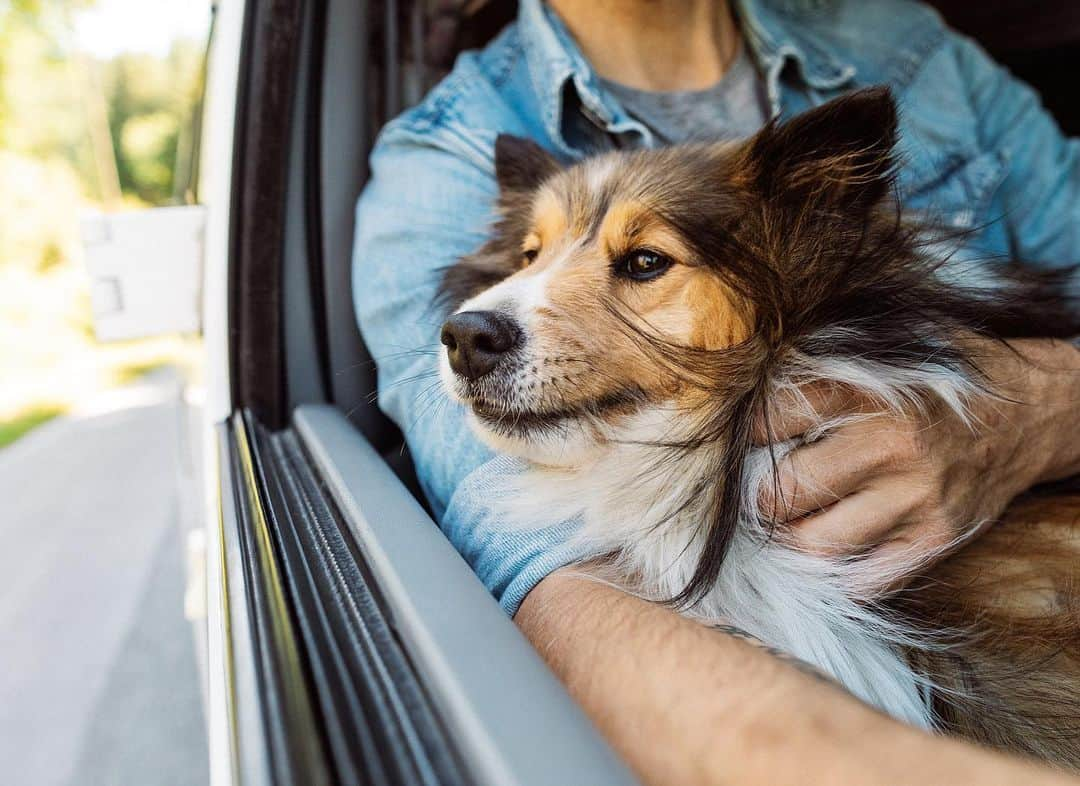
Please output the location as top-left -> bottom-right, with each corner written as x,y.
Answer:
437,88 -> 1080,763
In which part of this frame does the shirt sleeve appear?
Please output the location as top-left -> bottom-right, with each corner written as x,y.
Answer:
352,122 -> 587,616
951,33 -> 1080,292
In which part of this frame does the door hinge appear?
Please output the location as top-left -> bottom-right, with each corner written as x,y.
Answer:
81,205 -> 206,341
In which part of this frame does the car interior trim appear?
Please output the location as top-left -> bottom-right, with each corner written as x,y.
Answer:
293,403 -> 640,786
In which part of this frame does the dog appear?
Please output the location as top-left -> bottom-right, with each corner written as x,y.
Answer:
436,87 -> 1080,766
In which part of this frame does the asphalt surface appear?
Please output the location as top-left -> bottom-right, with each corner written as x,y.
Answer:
0,373 -> 209,785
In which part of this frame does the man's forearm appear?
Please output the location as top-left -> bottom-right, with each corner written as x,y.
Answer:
516,568 -> 1079,786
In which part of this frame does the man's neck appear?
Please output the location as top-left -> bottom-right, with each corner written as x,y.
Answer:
547,0 -> 739,91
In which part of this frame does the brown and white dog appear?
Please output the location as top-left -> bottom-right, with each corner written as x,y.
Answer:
437,87 -> 1080,766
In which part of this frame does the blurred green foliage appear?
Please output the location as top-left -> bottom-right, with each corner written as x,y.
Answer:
0,0 -> 206,214
103,42 -> 205,204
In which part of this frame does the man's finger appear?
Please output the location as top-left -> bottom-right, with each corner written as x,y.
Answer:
752,381 -> 874,445
785,487 -> 913,557
757,432 -> 876,523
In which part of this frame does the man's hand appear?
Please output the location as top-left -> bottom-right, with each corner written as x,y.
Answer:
757,338 -> 1080,577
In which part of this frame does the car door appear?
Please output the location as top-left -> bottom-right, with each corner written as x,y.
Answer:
202,1 -> 638,783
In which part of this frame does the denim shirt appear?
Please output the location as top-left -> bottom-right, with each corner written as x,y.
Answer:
353,0 -> 1080,616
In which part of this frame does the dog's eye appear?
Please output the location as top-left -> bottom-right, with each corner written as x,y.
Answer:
522,248 -> 539,267
619,249 -> 673,281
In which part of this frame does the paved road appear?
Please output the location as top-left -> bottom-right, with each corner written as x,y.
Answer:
0,373 -> 209,786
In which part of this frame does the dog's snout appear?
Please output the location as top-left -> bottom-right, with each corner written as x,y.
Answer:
441,310 -> 520,380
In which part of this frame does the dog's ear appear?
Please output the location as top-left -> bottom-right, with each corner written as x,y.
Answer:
745,86 -> 899,212
494,134 -> 559,194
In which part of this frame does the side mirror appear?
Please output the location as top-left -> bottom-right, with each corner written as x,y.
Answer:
80,205 -> 205,342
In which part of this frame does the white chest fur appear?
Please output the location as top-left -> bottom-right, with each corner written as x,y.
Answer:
489,404 -> 939,729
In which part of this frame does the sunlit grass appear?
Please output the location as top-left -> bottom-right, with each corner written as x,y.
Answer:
0,405 -> 65,448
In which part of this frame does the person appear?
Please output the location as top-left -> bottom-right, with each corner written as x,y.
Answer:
352,1 -> 1080,783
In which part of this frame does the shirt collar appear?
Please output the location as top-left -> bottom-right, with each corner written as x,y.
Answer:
737,0 -> 857,109
517,0 -> 856,153
518,0 -> 623,155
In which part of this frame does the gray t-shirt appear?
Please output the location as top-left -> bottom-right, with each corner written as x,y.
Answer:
599,43 -> 770,145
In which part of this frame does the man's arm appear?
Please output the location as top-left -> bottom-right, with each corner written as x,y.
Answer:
518,568 -> 1080,786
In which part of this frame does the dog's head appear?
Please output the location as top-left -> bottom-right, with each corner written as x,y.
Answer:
435,86 -> 1080,606
439,87 -> 903,465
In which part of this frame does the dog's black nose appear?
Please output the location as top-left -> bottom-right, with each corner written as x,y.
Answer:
441,310 -> 520,380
